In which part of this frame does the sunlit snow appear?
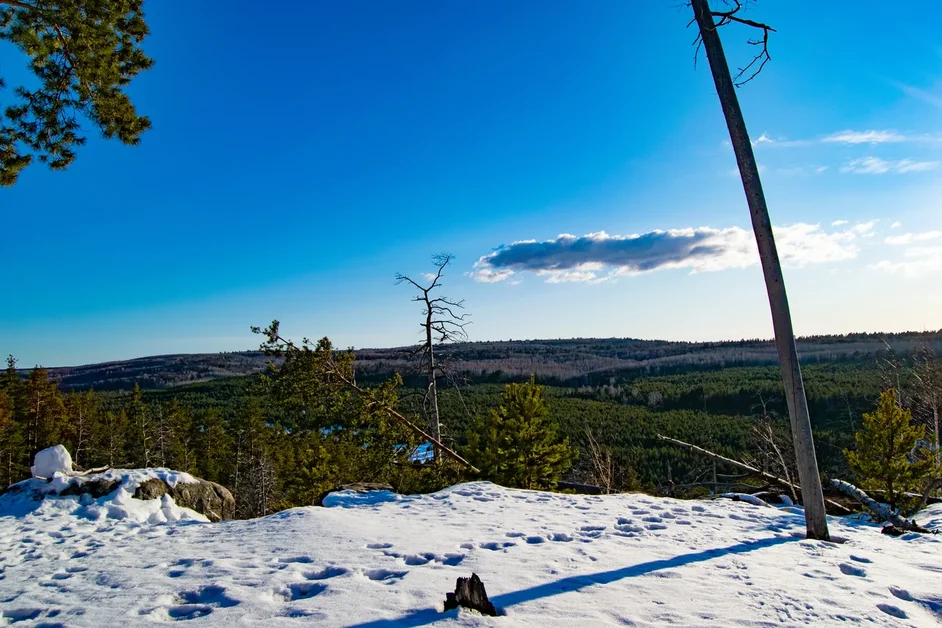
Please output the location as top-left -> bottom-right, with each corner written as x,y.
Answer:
1,481 -> 940,626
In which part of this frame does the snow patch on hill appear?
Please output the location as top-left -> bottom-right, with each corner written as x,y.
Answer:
1,482 -> 940,626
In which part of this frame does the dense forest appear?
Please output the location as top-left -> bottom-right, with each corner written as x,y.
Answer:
3,332 -> 940,517
35,331 -> 942,391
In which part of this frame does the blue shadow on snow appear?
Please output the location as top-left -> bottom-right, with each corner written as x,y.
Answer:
344,535 -> 796,627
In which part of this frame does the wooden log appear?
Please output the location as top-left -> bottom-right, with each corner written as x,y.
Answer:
657,434 -> 852,515
829,479 -> 934,534
443,573 -> 497,616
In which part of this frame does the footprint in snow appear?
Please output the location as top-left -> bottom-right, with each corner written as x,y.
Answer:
278,582 -> 327,601
876,603 -> 908,619
525,536 -> 546,544
278,556 -> 314,564
849,555 -> 872,564
506,531 -> 527,538
304,566 -> 349,580
838,563 -> 867,578
480,541 -> 515,551
168,585 -> 239,620
364,568 -> 407,583
888,586 -> 913,602
367,543 -> 393,550
549,533 -> 573,542
641,516 -> 663,523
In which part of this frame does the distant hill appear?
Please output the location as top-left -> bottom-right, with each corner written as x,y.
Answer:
34,330 -> 942,392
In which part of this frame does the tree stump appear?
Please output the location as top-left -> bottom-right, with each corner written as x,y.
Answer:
444,573 -> 497,616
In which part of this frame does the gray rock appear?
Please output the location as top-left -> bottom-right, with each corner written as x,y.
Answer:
133,478 -> 235,522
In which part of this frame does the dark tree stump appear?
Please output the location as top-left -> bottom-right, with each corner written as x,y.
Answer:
444,573 -> 497,616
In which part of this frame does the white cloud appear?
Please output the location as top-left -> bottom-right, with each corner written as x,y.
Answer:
891,221 -> 902,229
471,223 -> 868,284
422,273 -> 438,282
840,156 -> 940,175
822,130 -> 908,144
831,220 -> 848,227
884,231 -> 942,246
815,166 -> 828,173
872,247 -> 942,277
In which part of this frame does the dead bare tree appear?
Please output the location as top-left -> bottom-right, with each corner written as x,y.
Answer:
585,427 -> 617,494
689,0 -> 830,540
912,346 -> 941,466
396,253 -> 469,448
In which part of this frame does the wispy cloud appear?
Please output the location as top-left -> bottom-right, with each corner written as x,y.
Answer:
822,130 -> 909,144
753,129 -> 940,148
840,156 -> 940,174
831,220 -> 848,227
471,223 -> 870,284
884,230 -> 942,246
891,221 -> 902,229
872,247 -> 942,277
896,83 -> 942,109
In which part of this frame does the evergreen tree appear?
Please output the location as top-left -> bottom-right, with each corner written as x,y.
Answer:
22,367 -> 66,459
98,409 -> 128,468
465,377 -> 576,490
63,390 -> 99,468
846,389 -> 936,511
194,407 -> 230,484
0,0 -> 154,185
125,383 -> 153,467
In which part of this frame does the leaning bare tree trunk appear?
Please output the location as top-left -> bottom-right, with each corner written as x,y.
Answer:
657,435 -> 851,515
691,0 -> 830,541
830,480 -> 931,533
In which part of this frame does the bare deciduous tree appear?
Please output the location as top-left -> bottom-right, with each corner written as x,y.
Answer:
396,254 -> 469,448
689,0 -> 830,539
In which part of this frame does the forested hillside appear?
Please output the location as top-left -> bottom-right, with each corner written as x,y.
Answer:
33,330 -> 942,391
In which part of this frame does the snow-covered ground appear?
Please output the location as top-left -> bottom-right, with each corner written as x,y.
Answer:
1,481 -> 940,627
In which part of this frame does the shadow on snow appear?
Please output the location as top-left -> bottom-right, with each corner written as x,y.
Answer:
345,535 -> 796,627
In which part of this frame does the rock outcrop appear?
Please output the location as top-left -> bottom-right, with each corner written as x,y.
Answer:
133,477 -> 235,522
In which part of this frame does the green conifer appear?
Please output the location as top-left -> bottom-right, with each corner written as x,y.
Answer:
465,377 -> 576,490
846,389 -> 936,511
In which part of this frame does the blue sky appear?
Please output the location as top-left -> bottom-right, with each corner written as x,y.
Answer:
2,1 -> 941,366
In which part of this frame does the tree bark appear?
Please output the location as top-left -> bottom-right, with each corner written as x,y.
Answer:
690,0 -> 830,540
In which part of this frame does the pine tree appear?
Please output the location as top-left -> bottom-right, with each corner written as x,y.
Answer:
465,377 -> 576,490
846,389 -> 936,511
22,367 -> 66,459
98,409 -> 128,468
195,407 -> 230,484
125,383 -> 153,467
0,0 -> 154,185
63,390 -> 99,468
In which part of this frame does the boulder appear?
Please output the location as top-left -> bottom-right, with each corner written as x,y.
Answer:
134,478 -> 235,522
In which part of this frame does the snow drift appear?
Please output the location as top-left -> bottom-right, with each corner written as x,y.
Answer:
1,481 -> 941,626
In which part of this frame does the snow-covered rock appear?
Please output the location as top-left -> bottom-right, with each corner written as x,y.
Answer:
30,444 -> 73,478
1,481 -> 940,626
1,466 -> 233,521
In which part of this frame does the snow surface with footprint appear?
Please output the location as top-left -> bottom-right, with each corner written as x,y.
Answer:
1,481 -> 941,626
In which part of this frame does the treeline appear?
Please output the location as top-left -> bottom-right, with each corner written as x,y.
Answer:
3,345 -> 939,513
0,353 -> 460,517
35,331 -> 942,392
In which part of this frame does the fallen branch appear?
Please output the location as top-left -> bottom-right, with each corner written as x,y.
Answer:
830,479 -> 933,534
657,434 -> 852,515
